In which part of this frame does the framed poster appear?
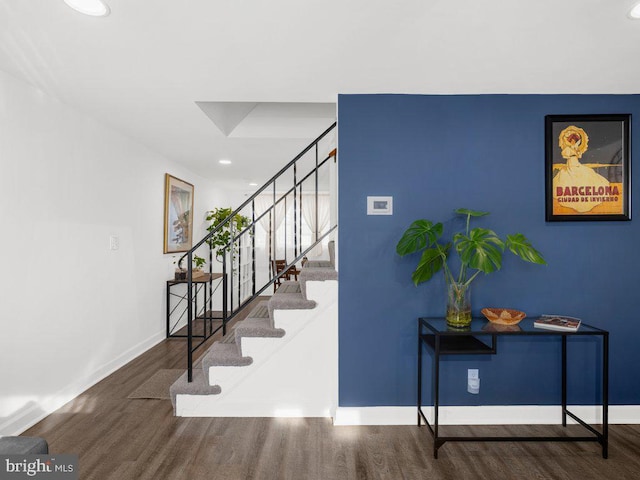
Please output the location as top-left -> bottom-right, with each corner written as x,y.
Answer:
545,114 -> 631,222
163,174 -> 194,253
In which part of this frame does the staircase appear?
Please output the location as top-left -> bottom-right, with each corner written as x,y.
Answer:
169,122 -> 338,418
170,243 -> 337,417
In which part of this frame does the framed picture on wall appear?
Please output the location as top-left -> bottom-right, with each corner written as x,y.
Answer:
545,114 -> 631,222
163,174 -> 194,253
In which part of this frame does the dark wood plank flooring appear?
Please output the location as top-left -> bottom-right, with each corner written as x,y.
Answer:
24,298 -> 640,479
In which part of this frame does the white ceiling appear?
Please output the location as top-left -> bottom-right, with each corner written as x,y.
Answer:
0,0 -> 639,190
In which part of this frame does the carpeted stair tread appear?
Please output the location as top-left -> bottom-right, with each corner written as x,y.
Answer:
169,368 -> 221,408
202,342 -> 253,369
269,291 -> 316,308
268,286 -> 316,321
275,281 -> 301,293
235,317 -> 285,339
246,301 -> 270,319
299,266 -> 338,298
304,240 -> 335,269
304,260 -> 333,268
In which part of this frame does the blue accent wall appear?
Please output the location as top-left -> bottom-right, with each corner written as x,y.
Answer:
338,94 -> 639,407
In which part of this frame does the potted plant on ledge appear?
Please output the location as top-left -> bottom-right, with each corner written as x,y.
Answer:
174,254 -> 207,280
396,208 -> 546,329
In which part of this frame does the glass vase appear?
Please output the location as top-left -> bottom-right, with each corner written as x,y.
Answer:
446,282 -> 472,329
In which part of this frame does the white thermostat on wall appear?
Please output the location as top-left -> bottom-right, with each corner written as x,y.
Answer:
367,196 -> 393,215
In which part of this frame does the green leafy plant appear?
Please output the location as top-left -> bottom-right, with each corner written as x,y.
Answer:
396,208 -> 546,287
192,254 -> 206,270
174,254 -> 206,271
206,207 -> 251,261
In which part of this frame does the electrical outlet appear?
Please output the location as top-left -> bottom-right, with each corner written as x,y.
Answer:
467,369 -> 480,394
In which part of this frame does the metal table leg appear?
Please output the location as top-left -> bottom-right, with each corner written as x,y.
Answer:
562,335 -> 567,427
603,332 -> 609,459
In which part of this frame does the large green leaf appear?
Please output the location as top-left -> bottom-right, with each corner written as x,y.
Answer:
506,234 -> 547,265
411,244 -> 449,285
455,228 -> 505,273
396,220 -> 443,256
455,208 -> 490,217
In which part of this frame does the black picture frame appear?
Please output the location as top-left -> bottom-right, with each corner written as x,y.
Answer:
545,114 -> 631,222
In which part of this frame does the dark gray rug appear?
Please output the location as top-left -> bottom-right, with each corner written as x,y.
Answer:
127,369 -> 184,399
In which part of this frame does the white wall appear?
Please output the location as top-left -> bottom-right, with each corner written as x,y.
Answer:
0,70 -> 229,435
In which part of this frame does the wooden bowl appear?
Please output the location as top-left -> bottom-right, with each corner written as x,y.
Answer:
481,308 -> 526,325
482,322 -> 522,332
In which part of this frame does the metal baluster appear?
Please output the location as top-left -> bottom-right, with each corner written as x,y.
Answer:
229,219 -> 234,314
269,207 -> 273,278
284,195 -> 287,262
315,143 -> 319,245
208,243 -> 213,336
222,249 -> 227,336
251,199 -> 256,296
187,251 -> 193,382
299,181 -> 304,255
293,161 -> 298,259
271,182 -> 276,271
237,230 -> 242,305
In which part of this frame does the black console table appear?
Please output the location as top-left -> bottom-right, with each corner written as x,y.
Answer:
166,273 -> 224,338
417,317 -> 609,459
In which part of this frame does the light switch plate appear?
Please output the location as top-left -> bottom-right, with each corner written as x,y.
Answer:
109,235 -> 120,251
367,196 -> 393,215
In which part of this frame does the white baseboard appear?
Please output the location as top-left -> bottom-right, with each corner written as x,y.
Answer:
334,407 -> 417,426
333,405 -> 640,426
0,331 -> 166,436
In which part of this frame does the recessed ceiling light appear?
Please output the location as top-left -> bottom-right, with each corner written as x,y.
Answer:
629,2 -> 640,19
249,182 -> 258,186
219,159 -> 232,165
64,0 -> 110,17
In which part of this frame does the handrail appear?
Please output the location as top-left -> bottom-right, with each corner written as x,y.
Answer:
177,122 -> 337,382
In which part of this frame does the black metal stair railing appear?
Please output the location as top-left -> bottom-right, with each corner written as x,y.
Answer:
177,122 -> 337,382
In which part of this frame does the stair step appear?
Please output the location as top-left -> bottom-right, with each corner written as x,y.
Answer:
234,317 -> 285,356
275,281 -> 301,294
170,368 -> 221,409
268,283 -> 316,320
299,266 -> 338,298
304,260 -> 333,268
246,301 -> 270,319
202,342 -> 252,370
235,317 -> 285,340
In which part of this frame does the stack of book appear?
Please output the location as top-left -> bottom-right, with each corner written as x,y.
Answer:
533,315 -> 581,332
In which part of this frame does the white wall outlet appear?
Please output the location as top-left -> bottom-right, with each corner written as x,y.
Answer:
109,235 -> 120,251
467,369 -> 480,394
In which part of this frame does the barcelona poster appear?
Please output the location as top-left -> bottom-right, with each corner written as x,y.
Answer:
545,114 -> 631,221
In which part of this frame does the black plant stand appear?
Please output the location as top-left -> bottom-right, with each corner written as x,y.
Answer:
166,273 -> 224,338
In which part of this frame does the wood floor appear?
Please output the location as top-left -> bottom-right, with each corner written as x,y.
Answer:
24,303 -> 640,480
